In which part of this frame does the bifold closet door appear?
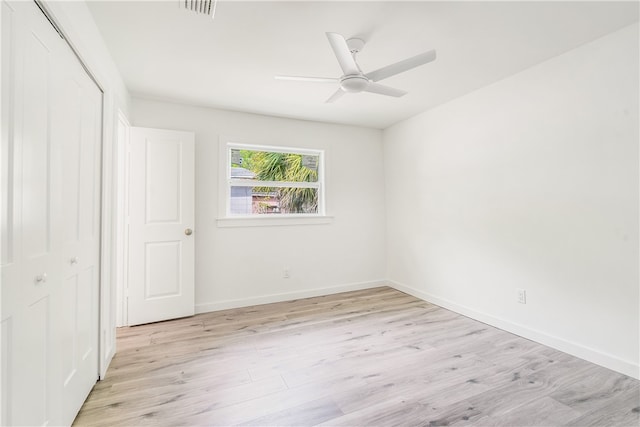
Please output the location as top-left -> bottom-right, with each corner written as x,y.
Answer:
1,1 -> 102,425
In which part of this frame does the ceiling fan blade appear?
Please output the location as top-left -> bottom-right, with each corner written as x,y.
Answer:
275,75 -> 338,83
364,82 -> 407,97
325,88 -> 345,103
366,49 -> 436,82
326,32 -> 360,75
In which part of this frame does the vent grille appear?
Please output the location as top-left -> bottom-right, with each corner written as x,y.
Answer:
181,0 -> 217,19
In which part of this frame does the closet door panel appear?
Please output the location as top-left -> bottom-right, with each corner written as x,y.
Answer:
1,1 -> 102,425
52,25 -> 102,425
1,3 -> 61,424
21,28 -> 52,262
1,2 -> 19,423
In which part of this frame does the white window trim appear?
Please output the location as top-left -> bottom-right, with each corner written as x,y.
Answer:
216,215 -> 334,228
229,180 -> 319,189
217,139 -> 331,227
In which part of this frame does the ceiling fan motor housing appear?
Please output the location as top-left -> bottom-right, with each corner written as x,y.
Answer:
340,75 -> 369,93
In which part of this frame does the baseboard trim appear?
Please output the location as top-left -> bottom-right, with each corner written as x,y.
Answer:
388,280 -> 640,380
195,280 -> 386,314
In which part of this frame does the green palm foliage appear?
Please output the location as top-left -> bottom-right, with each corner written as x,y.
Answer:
252,151 -> 318,213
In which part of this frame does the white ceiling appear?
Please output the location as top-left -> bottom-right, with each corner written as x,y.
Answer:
87,1 -> 638,129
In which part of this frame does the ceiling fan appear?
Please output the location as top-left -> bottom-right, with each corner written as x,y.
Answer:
275,32 -> 436,103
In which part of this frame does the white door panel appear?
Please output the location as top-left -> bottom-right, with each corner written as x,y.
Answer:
54,48 -> 102,425
128,128 -> 195,326
1,1 -> 102,425
53,34 -> 102,425
2,2 -> 60,424
146,139 -> 182,222
145,241 -> 182,298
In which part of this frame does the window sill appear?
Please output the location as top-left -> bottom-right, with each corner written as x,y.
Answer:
216,215 -> 334,228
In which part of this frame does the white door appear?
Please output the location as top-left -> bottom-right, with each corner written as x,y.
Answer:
1,1 -> 101,425
127,127 -> 195,326
52,24 -> 103,426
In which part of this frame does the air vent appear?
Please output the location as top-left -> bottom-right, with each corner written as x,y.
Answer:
181,0 -> 217,19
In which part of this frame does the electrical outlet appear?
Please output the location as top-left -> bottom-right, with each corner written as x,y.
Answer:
283,268 -> 290,279
517,288 -> 527,304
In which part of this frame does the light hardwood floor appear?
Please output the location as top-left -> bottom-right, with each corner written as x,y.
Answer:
74,287 -> 640,426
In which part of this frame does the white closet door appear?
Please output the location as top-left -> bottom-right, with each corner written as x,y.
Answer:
127,127 -> 195,326
1,1 -> 102,425
50,23 -> 103,426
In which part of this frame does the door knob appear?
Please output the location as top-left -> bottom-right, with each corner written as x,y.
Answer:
185,228 -> 193,236
35,273 -> 48,283
70,256 -> 79,265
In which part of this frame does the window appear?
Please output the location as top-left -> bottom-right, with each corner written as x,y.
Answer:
224,143 -> 325,218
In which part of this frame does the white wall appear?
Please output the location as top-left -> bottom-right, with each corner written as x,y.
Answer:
43,1 -> 131,377
383,23 -> 639,378
132,98 -> 386,312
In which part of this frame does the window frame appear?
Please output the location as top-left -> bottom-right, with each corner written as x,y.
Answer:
218,141 -> 329,226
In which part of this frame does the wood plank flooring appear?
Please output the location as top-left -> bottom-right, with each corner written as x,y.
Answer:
73,287 -> 640,426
